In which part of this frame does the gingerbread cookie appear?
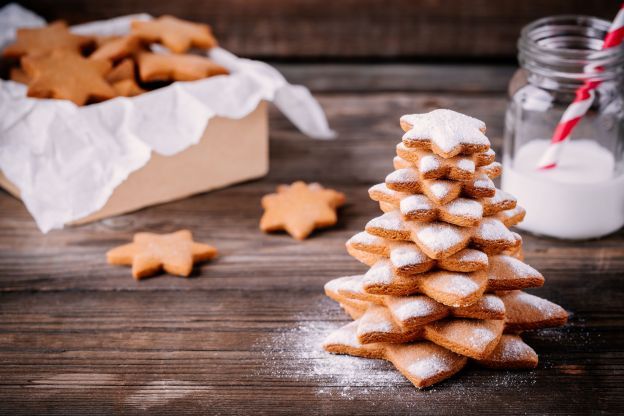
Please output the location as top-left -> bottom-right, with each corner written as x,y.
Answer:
2,21 -> 93,58
21,50 -> 115,105
131,15 -> 217,53
90,35 -> 143,62
136,52 -> 228,82
260,181 -> 346,240
106,58 -> 145,97
400,109 -> 490,158
106,229 -> 217,279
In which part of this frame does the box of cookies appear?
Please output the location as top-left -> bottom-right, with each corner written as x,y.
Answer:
0,4 -> 333,232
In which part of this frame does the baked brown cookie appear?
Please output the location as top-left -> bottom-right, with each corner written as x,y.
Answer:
21,50 -> 115,105
131,15 -> 217,53
106,230 -> 217,279
260,181 -> 346,240
3,21 -> 93,58
136,52 -> 228,82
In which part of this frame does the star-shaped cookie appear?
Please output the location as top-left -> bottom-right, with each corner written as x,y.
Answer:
2,21 -> 93,58
136,52 -> 229,82
90,35 -> 143,62
106,230 -> 218,279
131,15 -> 218,53
400,109 -> 490,158
21,50 -> 116,105
260,181 -> 346,240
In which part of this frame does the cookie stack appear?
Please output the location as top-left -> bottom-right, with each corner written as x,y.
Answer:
323,109 -> 568,388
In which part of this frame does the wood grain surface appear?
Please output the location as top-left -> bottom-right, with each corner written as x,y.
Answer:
5,0 -> 617,59
0,65 -> 622,415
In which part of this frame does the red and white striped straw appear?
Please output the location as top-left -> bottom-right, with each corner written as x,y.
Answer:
537,4 -> 624,170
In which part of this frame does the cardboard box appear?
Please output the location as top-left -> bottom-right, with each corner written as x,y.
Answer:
0,101 -> 268,225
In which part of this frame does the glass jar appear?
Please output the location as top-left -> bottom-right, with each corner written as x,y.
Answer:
502,15 -> 624,239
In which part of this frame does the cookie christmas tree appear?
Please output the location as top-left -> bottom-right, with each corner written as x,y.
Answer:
323,109 -> 567,388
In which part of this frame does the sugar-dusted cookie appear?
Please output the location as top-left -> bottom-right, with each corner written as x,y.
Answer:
396,143 -> 476,181
486,255 -> 545,291
423,318 -> 504,359
90,35 -> 143,62
260,181 -> 345,240
400,109 -> 490,158
21,50 -> 115,106
324,319 -> 469,388
476,334 -> 538,369
385,341 -> 468,388
136,52 -> 229,82
131,15 -> 217,53
2,21 -> 93,58
362,260 -> 488,307
107,229 -> 217,279
499,290 -> 568,332
370,183 -> 484,227
389,161 -> 497,200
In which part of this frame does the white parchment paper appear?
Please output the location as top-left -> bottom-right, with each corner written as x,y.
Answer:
0,4 -> 335,232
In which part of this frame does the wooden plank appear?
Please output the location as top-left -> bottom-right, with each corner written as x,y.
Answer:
13,0 -> 616,59
275,64 -> 516,93
0,84 -> 622,414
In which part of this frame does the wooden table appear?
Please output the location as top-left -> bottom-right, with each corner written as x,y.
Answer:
0,65 -> 622,415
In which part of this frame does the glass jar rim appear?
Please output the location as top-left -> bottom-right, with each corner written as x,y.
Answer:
519,15 -> 624,83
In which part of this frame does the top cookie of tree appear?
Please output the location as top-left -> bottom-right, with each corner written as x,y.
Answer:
131,15 -> 217,53
260,181 -> 346,240
400,109 -> 490,158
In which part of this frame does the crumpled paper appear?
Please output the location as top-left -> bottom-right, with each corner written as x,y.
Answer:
0,4 -> 335,233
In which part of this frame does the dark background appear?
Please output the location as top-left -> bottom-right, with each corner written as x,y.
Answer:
3,0 -> 616,61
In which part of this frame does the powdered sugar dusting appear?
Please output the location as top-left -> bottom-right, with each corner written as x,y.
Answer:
348,231 -> 385,248
494,255 -> 539,278
428,181 -> 452,199
514,291 -> 558,316
456,158 -> 475,173
324,322 -> 361,348
452,249 -> 488,264
253,301 -> 407,401
467,326 -> 496,350
364,261 -> 394,285
401,109 -> 488,153
444,198 -> 483,218
390,243 -> 428,267
419,155 -> 441,173
386,168 -> 419,184
406,355 -> 448,380
476,218 -> 514,242
498,336 -> 531,360
367,211 -> 406,232
414,223 -> 465,252
400,195 -> 433,214
440,273 -> 479,297
390,297 -> 439,321
472,173 -> 495,190
479,294 -> 505,313
487,189 -> 516,205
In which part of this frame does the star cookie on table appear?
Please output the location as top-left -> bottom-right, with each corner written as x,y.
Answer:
21,50 -> 115,105
131,15 -> 217,53
400,109 -> 490,158
106,230 -> 218,279
2,21 -> 93,58
260,181 -> 346,240
136,52 -> 229,82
